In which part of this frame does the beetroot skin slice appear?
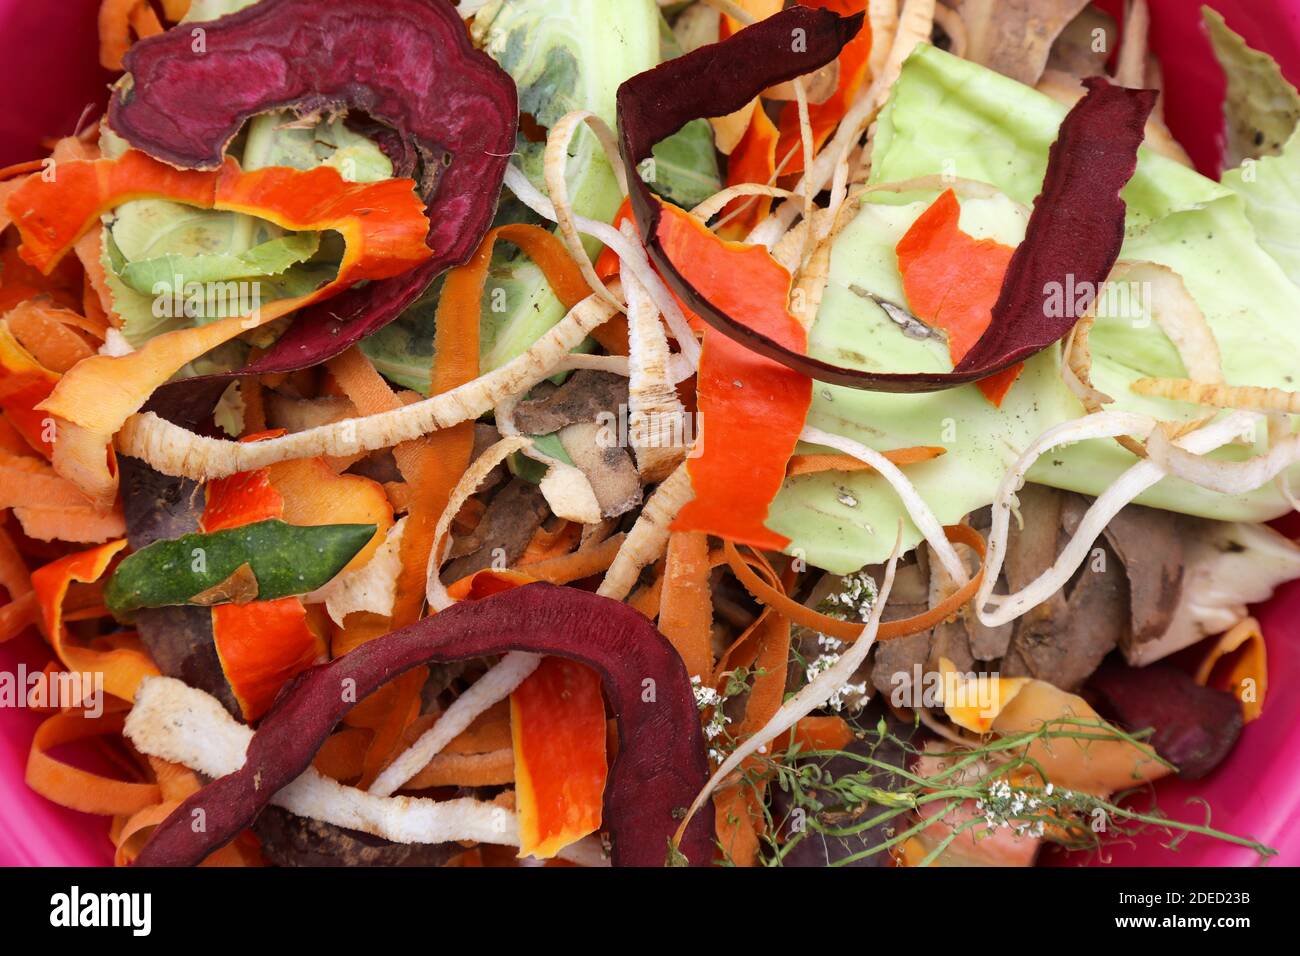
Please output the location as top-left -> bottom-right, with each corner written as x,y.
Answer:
1087,661 -> 1243,780
616,9 -> 1155,393
134,583 -> 716,868
111,0 -> 517,372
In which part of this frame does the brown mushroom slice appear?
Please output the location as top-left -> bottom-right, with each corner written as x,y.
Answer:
1002,536 -> 1127,691
443,478 -> 548,580
870,630 -> 932,698
999,483 -> 1070,676
512,370 -> 629,436
994,488 -> 1122,690
954,0 -> 1092,87
1125,520 -> 1300,665
1096,500 -> 1187,657
1046,5 -> 1117,77
557,421 -> 644,519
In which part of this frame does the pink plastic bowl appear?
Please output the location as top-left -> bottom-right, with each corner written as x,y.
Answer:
2,0 -> 1299,867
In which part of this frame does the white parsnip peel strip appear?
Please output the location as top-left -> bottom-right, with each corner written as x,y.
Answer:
1115,0 -> 1151,89
867,0 -> 900,79
115,294 -> 616,480
370,651 -> 541,798
1131,378 -> 1300,415
1145,425 -> 1300,497
622,231 -> 689,483
543,110 -> 628,309
597,460 -> 694,601
689,183 -> 798,226
124,676 -> 606,866
504,164 -> 701,370
1112,261 -> 1223,385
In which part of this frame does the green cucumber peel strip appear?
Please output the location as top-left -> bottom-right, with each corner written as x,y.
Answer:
105,519 -> 376,615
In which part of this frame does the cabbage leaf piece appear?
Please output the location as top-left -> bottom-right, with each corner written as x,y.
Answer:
617,9 -> 1152,392
111,0 -> 518,373
363,0 -> 720,392
769,46 -> 1300,572
1203,7 -> 1300,169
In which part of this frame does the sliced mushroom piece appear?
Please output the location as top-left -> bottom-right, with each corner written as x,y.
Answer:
1002,537 -> 1127,691
557,421 -> 644,519
954,0 -> 1092,86
999,483 -> 1069,678
1126,520 -> 1300,666
1096,499 -> 1187,657
443,478 -> 549,580
871,630 -> 931,698
1046,4 -> 1117,77
512,369 -> 629,436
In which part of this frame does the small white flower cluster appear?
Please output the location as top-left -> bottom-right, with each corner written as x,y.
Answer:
821,570 -> 878,623
805,635 -> 867,712
691,675 -> 731,743
826,680 -> 868,712
972,779 -> 1068,840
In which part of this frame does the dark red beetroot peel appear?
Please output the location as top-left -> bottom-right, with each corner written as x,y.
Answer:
1086,661 -> 1243,780
111,0 -> 517,373
616,10 -> 1156,392
134,583 -> 715,868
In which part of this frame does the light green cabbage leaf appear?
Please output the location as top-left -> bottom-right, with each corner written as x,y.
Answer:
363,0 -> 719,391
770,45 -> 1300,572
1203,7 -> 1300,168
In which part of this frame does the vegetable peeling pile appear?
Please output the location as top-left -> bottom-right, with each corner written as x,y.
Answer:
4,0 -> 1300,870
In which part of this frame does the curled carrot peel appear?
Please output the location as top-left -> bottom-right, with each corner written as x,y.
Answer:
0,322 -> 58,457
30,540 -> 159,701
786,446 -> 946,476
509,533 -> 625,586
896,189 -> 1020,406
721,106 -> 779,237
1196,617 -> 1267,723
0,591 -> 38,643
659,205 -> 812,549
4,299 -> 96,373
775,0 -> 873,176
26,710 -> 161,816
659,531 -> 714,683
723,523 -> 987,642
9,150 -> 431,450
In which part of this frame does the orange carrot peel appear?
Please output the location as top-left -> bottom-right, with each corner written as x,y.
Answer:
659,206 -> 812,549
5,150 -> 431,499
895,188 -> 1020,405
